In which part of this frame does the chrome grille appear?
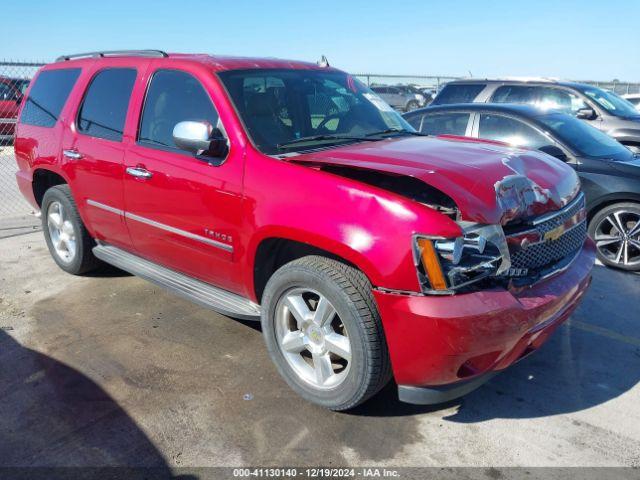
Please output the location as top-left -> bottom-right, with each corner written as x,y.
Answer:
507,194 -> 587,273
510,221 -> 586,270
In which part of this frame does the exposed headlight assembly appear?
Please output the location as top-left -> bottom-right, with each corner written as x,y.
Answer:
413,223 -> 511,294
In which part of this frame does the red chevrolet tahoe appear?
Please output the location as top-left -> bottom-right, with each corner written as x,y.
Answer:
14,51 -> 595,410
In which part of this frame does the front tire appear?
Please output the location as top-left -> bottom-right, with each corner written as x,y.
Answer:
261,256 -> 391,410
41,185 -> 101,275
588,202 -> 640,271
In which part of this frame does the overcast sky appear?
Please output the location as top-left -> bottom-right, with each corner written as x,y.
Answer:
4,0 -> 639,82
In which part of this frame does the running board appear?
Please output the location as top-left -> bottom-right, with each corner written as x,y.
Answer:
93,244 -> 261,321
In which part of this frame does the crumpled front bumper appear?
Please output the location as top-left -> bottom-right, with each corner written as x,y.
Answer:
373,239 -> 595,403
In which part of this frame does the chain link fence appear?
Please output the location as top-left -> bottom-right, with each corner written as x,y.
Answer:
1,61 -> 44,231
0,59 -> 639,230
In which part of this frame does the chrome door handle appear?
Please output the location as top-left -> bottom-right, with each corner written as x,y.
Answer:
63,149 -> 83,160
126,166 -> 153,179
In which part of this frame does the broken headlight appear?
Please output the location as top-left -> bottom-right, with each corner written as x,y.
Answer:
414,223 -> 511,294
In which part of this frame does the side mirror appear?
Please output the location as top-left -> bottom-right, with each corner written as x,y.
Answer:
576,107 -> 597,120
538,144 -> 568,162
172,121 -> 228,160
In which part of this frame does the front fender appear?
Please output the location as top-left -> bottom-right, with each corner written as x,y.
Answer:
240,154 -> 462,298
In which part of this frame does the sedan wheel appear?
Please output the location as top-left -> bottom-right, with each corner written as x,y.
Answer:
591,204 -> 640,270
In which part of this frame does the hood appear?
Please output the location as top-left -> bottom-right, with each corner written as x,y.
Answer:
292,136 -> 580,225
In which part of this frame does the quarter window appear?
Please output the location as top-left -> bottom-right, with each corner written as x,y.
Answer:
20,68 -> 81,128
139,69 -> 219,149
77,68 -> 137,142
478,114 -> 553,149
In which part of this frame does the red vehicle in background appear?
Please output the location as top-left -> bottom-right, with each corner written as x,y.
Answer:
14,51 -> 595,410
0,76 -> 29,143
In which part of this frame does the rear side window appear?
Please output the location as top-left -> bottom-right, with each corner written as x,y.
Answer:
493,85 -> 588,114
138,69 -> 219,150
20,68 -> 81,128
408,112 -> 470,136
491,85 -> 538,104
478,114 -> 552,149
431,84 -> 485,105
77,68 -> 137,142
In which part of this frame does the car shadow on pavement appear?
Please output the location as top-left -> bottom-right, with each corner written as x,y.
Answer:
353,266 -> 640,420
0,330 -> 192,476
83,263 -> 133,278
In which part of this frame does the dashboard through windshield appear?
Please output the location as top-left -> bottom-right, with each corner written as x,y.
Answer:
218,68 -> 414,154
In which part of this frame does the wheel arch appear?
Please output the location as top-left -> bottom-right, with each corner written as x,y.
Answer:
32,167 -> 70,207
249,231 -> 381,304
587,193 -> 640,222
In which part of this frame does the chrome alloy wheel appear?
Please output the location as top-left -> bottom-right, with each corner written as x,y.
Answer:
275,288 -> 351,389
594,210 -> 640,267
47,201 -> 77,263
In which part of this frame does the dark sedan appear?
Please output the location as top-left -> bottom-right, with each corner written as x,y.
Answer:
404,104 -> 640,271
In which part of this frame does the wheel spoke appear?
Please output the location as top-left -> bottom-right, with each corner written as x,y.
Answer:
284,294 -> 311,327
629,221 -> 640,238
281,331 -> 306,353
615,242 -> 625,263
62,221 -> 74,236
324,332 -> 351,361
629,239 -> 640,250
48,212 -> 62,229
595,235 -> 622,247
623,242 -> 629,265
611,212 -> 627,235
313,296 -> 335,327
312,352 -> 334,385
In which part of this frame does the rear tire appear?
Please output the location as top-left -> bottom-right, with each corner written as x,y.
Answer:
41,185 -> 101,275
588,202 -> 640,271
260,256 -> 392,410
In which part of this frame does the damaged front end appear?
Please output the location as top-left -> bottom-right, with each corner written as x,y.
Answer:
413,223 -> 510,294
319,165 -> 461,219
292,141 -> 585,295
413,192 -> 588,295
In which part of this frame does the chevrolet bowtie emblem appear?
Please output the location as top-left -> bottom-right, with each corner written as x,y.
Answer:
543,225 -> 566,242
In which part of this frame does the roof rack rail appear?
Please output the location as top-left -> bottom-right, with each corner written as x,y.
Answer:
56,50 -> 168,62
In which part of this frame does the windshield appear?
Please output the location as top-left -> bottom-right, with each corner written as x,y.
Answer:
218,69 -> 414,154
579,86 -> 639,117
537,112 -> 632,158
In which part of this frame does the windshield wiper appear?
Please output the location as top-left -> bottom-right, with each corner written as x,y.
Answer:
364,128 -> 427,137
277,134 -> 379,150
